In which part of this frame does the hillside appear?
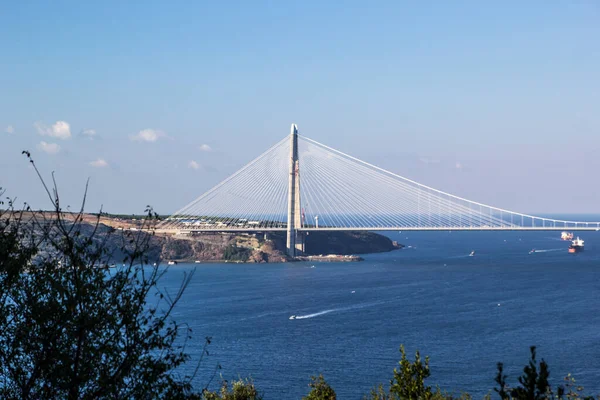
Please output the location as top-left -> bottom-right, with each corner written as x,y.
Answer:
9,212 -> 402,263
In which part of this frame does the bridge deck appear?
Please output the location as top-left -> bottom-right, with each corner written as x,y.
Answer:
154,226 -> 600,234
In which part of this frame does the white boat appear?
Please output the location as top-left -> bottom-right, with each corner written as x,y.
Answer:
167,261 -> 177,265
469,250 -> 475,256
569,237 -> 584,253
289,315 -> 296,320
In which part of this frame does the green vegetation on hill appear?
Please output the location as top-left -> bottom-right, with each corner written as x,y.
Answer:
222,243 -> 252,262
304,230 -> 401,255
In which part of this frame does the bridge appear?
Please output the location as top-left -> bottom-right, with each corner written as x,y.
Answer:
157,124 -> 600,257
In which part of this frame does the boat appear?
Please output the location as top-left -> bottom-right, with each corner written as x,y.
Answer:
469,250 -> 475,257
289,315 -> 297,320
561,232 -> 574,241
167,261 -> 177,265
568,237 -> 584,253
529,249 -> 536,254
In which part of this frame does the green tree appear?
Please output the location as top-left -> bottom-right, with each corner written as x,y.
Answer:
390,345 -> 433,399
222,244 -> 251,262
494,346 -> 598,400
511,346 -> 551,399
366,345 -> 436,400
303,374 -> 336,400
367,384 -> 391,400
365,346 -> 479,400
202,378 -> 262,400
0,154 -> 209,399
494,362 -> 510,400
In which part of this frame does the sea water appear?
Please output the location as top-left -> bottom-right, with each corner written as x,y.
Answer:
162,229 -> 600,399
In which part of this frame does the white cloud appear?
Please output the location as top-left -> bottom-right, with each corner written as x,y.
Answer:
199,144 -> 212,152
188,160 -> 200,170
89,158 -> 108,168
5,125 -> 14,134
130,128 -> 164,142
81,128 -> 97,139
37,141 -> 61,155
34,121 -> 71,140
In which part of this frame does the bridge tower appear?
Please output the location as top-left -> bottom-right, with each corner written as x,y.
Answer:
286,124 -> 303,258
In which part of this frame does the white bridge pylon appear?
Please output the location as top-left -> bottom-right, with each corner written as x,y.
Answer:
158,125 -> 600,237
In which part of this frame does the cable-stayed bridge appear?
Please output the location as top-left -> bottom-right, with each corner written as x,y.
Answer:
158,124 -> 600,257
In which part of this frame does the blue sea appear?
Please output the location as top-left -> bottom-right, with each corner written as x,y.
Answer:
163,229 -> 600,399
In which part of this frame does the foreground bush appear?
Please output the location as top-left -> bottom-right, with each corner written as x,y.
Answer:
366,345 -> 456,400
203,378 -> 262,400
0,154 -> 204,399
365,345 -> 598,400
303,375 -> 337,400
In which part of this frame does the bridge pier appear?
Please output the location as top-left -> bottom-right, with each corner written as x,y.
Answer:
295,231 -> 305,255
286,124 -> 302,258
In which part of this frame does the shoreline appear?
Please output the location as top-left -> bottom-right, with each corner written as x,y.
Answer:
168,253 -> 368,264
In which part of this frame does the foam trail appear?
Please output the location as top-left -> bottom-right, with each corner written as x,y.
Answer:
292,300 -> 388,320
295,309 -> 337,319
532,248 -> 563,253
239,310 -> 289,322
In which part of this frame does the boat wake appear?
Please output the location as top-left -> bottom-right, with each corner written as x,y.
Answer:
530,248 -> 563,253
295,309 -> 337,319
447,253 -> 476,259
292,300 -> 387,320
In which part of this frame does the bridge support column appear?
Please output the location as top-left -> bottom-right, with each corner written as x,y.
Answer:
286,124 -> 302,258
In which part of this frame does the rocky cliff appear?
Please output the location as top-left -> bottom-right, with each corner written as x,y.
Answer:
160,232 -> 288,263
159,231 -> 401,263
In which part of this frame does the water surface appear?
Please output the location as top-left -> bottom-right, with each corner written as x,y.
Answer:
164,229 -> 600,398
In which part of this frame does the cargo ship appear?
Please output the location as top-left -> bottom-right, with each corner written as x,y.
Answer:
568,237 -> 584,253
561,231 -> 574,241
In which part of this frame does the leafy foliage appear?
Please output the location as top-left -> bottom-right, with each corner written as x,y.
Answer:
510,346 -> 551,399
389,345 -> 432,399
303,374 -> 337,400
202,378 -> 262,400
494,346 -> 597,400
222,244 -> 251,262
366,345 -> 438,400
366,345 -> 599,400
0,154 -> 210,399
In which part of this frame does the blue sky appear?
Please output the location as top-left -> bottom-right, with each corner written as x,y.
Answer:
1,1 -> 599,214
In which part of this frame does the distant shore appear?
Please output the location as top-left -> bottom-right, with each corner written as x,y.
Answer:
14,211 -> 402,264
